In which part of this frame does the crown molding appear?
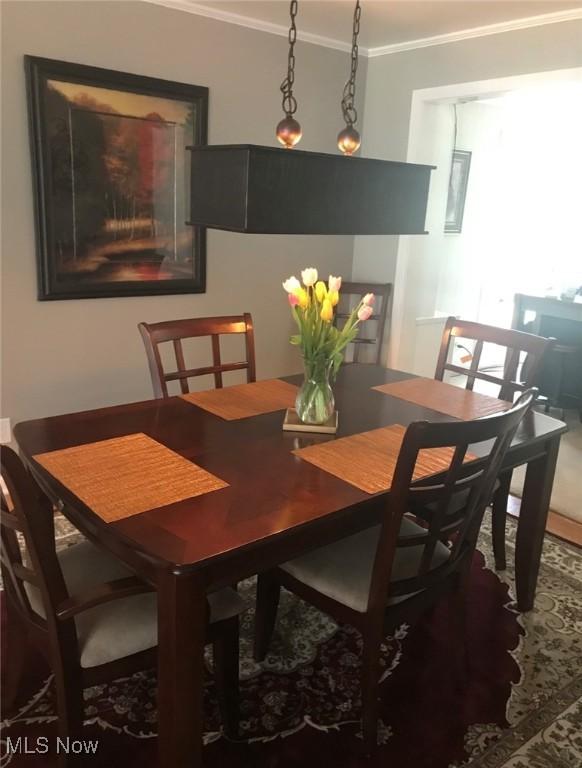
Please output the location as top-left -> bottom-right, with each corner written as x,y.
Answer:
367,8 -> 582,57
143,0 -> 358,54
143,2 -> 582,59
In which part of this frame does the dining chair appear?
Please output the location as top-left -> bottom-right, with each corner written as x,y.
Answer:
138,314 -> 256,399
254,389 -> 536,754
1,447 -> 243,758
434,316 -> 554,570
337,282 -> 391,365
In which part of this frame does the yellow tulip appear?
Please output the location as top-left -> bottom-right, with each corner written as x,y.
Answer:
315,281 -> 327,302
296,288 -> 310,308
329,290 -> 339,307
320,298 -> 333,321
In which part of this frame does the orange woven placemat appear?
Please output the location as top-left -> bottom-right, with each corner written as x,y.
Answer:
372,378 -> 511,421
293,424 -> 475,494
34,433 -> 228,523
181,379 -> 298,420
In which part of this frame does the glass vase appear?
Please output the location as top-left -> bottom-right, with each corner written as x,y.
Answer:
295,359 -> 335,425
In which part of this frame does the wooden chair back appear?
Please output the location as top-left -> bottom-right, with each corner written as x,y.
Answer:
367,389 -> 536,612
1,448 -> 72,636
337,282 -> 391,365
435,316 -> 554,401
138,313 -> 256,398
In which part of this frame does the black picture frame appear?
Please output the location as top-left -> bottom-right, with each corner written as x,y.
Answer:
444,149 -> 471,234
25,56 -> 208,300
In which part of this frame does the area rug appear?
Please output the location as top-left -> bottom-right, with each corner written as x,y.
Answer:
1,517 -> 580,768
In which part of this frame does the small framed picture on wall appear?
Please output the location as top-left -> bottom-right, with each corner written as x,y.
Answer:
25,56 -> 208,300
444,149 -> 471,234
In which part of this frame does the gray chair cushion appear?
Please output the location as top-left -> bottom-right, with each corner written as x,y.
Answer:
26,540 -> 243,669
280,516 -> 450,613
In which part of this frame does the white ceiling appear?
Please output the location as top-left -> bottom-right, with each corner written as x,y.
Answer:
161,1 -> 582,52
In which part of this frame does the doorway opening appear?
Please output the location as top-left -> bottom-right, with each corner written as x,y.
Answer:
390,67 -> 582,377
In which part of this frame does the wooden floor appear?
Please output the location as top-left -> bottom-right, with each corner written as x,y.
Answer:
508,494 -> 582,547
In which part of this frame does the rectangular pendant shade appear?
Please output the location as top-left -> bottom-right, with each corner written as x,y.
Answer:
188,144 -> 434,235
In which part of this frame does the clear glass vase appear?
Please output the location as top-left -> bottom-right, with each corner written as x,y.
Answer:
295,359 -> 335,425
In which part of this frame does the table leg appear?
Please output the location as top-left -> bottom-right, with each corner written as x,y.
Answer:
515,436 -> 561,611
157,569 -> 208,768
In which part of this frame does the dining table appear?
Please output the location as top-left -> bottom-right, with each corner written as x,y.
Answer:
13,363 -> 567,768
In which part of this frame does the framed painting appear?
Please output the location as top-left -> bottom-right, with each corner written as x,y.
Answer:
25,56 -> 208,300
444,149 -> 471,234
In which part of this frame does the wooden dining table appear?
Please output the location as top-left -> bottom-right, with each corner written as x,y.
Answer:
13,364 -> 567,768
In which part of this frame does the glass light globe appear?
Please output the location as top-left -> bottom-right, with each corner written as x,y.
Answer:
337,126 -> 361,156
276,116 -> 302,149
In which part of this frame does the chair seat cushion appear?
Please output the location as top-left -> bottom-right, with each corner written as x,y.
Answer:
26,540 -> 243,669
280,515 -> 450,613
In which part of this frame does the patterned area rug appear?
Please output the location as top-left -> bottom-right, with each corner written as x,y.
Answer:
467,519 -> 582,768
1,516 -> 580,768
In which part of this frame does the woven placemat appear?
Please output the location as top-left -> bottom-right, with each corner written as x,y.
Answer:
293,424 -> 475,494
372,378 -> 511,421
34,433 -> 228,523
181,379 -> 298,420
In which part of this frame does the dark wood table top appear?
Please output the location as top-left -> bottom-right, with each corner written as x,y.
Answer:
14,365 -> 567,582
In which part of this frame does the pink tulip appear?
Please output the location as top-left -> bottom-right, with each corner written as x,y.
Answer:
358,305 -> 373,322
362,293 -> 375,306
288,292 -> 300,307
328,275 -> 342,292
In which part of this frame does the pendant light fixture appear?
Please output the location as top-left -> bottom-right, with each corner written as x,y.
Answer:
337,0 -> 362,156
276,0 -> 302,149
187,0 -> 435,235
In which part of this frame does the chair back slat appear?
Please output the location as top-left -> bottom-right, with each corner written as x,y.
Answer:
366,389 -> 536,612
1,507 -> 24,531
337,282 -> 392,365
0,527 -> 34,618
164,362 -> 249,382
172,339 -> 190,395
12,561 -> 40,585
501,346 -> 522,400
211,335 -> 223,389
465,340 -> 483,392
138,314 -> 256,399
418,442 -> 468,575
435,316 -> 554,400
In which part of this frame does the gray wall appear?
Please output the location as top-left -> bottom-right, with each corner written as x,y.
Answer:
2,2 -> 580,430
1,1 -> 364,428
353,19 -> 582,286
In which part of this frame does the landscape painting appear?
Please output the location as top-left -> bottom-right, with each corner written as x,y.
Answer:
26,57 -> 208,299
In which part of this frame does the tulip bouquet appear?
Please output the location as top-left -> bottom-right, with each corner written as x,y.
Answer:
283,267 -> 374,424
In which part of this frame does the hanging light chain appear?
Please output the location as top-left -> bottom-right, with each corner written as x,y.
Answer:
341,0 -> 361,127
276,0 -> 302,148
280,0 -> 299,117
